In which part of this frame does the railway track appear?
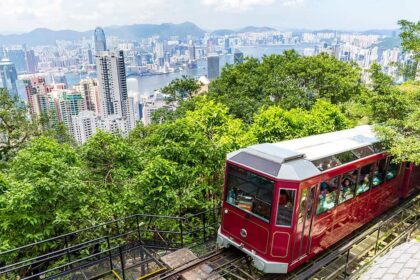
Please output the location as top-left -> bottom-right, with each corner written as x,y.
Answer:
148,248 -> 249,280
133,194 -> 419,280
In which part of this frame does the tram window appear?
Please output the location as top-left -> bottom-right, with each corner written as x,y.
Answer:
356,164 -> 373,195
339,171 -> 357,203
276,189 -> 296,227
372,158 -> 387,187
316,176 -> 339,215
371,143 -> 385,153
312,156 -> 340,171
386,157 -> 399,181
352,146 -> 375,158
226,165 -> 274,222
335,151 -> 359,165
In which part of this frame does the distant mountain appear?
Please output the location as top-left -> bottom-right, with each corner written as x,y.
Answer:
211,26 -> 277,36
373,37 -> 402,49
361,29 -> 399,36
237,26 -> 277,33
0,22 -> 205,46
0,28 -> 91,46
211,29 -> 236,36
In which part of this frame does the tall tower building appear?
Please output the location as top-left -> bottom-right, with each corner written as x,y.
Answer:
0,58 -> 18,96
96,50 -> 135,133
25,50 -> 38,73
6,49 -> 27,73
94,27 -> 107,52
233,49 -> 244,64
207,54 -> 220,80
87,49 -> 94,64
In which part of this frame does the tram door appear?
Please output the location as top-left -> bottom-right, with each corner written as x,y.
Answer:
292,185 -> 316,262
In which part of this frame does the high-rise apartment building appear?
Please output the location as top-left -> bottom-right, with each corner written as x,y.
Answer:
207,54 -> 220,80
0,58 -> 18,96
71,110 -> 98,144
96,50 -> 135,133
94,27 -> 107,52
96,50 -> 126,117
24,76 -> 53,118
57,90 -> 86,130
74,78 -> 100,115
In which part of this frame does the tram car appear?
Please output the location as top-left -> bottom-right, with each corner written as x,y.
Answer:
217,125 -> 419,273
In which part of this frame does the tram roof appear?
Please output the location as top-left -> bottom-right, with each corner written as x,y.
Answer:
227,125 -> 380,181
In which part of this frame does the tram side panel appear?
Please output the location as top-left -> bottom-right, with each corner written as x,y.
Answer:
409,164 -> 420,194
402,163 -> 420,198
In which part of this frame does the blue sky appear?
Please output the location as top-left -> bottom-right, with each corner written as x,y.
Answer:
0,0 -> 418,33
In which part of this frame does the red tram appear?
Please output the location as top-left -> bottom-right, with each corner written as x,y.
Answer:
217,125 -> 419,273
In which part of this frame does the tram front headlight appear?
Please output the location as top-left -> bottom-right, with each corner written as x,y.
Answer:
254,258 -> 265,271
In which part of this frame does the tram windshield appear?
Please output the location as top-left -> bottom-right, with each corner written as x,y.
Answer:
225,164 -> 274,222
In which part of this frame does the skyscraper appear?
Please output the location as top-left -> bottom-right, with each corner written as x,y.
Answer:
87,49 -> 94,64
233,49 -> 244,64
94,27 -> 107,52
207,54 -> 220,80
25,50 -> 38,73
0,58 -> 18,96
6,49 -> 27,73
96,50 -> 135,133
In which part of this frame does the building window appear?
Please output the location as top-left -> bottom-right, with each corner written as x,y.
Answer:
276,189 -> 296,227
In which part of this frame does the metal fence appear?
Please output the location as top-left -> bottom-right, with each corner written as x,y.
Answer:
0,207 -> 221,280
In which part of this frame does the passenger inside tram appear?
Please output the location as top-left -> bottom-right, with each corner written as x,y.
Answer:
373,159 -> 387,187
357,175 -> 370,194
339,178 -> 355,203
277,189 -> 294,226
316,177 -> 339,215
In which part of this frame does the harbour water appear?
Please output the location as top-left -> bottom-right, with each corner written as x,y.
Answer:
65,44 -> 313,95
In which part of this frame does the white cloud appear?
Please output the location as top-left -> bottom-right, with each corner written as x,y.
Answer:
0,0 -> 168,32
202,0 -> 276,11
282,0 -> 305,7
201,0 -> 305,11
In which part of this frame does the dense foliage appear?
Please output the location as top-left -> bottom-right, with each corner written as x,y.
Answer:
208,50 -> 363,122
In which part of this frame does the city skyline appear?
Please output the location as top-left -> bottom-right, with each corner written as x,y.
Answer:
0,0 -> 419,34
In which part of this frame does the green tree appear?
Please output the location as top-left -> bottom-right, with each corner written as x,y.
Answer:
398,20 -> 420,80
209,51 -> 363,122
364,64 -> 410,123
0,137 -> 93,251
250,99 -> 350,143
80,130 -> 141,218
374,81 -> 420,164
126,98 -> 255,216
399,20 -> 420,60
161,75 -> 200,103
0,89 -> 38,164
